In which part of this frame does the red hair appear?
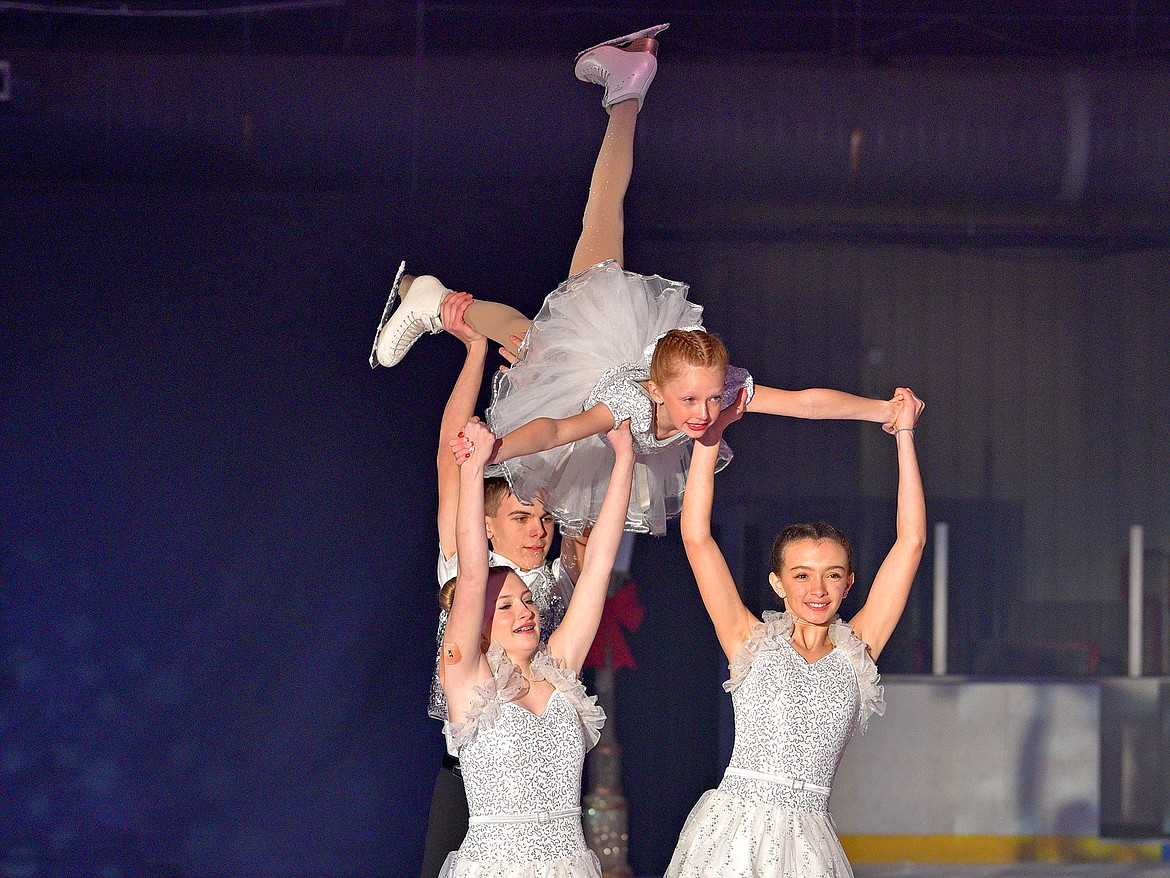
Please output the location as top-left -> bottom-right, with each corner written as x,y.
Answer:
650,329 -> 729,386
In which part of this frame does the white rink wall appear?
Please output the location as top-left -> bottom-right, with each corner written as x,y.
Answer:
831,679 -> 1099,835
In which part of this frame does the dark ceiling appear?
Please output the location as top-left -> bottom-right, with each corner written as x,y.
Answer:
3,1 -> 1170,67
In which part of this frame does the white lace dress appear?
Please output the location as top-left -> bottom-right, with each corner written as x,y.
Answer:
439,645 -> 607,878
666,611 -> 884,877
486,259 -> 753,539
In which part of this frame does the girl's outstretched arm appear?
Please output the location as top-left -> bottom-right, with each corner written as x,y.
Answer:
746,385 -> 900,430
476,403 -> 617,465
549,421 -> 635,673
681,389 -> 759,663
848,387 -> 927,661
439,419 -> 498,721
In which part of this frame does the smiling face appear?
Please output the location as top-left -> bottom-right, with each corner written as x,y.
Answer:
486,571 -> 540,654
649,364 -> 727,439
769,538 -> 854,626
647,329 -> 730,440
485,492 -> 554,573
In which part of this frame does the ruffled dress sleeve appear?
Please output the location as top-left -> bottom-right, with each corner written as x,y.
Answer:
443,644 -> 607,755
585,363 -> 654,435
530,650 -> 607,751
443,643 -> 528,755
827,616 -> 885,735
712,364 -> 755,470
723,365 -> 754,409
723,610 -> 794,693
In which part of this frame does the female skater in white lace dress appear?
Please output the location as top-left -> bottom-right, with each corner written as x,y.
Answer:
666,387 -> 925,877
436,415 -> 633,878
372,24 -> 903,538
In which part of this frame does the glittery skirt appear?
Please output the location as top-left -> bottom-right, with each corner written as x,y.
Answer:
438,845 -> 601,878
486,260 -> 705,538
665,783 -> 853,878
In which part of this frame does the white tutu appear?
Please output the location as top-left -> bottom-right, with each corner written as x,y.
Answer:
437,848 -> 601,878
666,787 -> 854,878
486,260 -> 713,538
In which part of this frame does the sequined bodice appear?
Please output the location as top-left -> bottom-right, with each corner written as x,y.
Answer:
461,693 -> 584,815
719,612 -> 883,814
726,643 -> 858,809
445,647 -> 605,863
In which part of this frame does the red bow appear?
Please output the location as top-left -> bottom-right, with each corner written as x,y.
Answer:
584,581 -> 645,671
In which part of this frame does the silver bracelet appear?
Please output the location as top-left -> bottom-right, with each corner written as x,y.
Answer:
894,427 -> 915,436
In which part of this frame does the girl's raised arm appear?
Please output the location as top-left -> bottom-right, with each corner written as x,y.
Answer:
435,292 -> 489,562
549,421 -> 636,673
848,388 -> 926,661
439,419 -> 498,720
680,390 -> 758,662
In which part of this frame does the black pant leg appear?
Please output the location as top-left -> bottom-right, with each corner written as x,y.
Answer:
418,756 -> 469,878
